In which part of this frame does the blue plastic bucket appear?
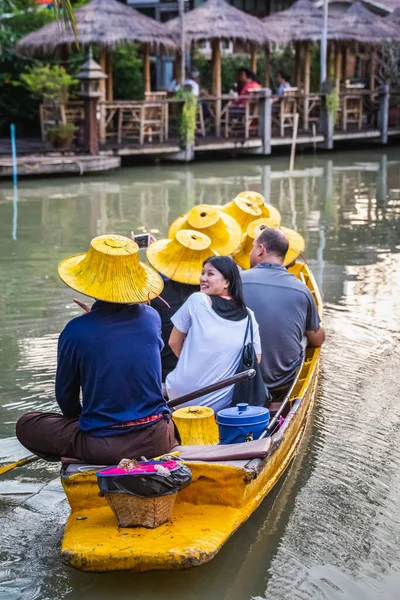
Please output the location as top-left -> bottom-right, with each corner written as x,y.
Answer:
216,403 -> 270,444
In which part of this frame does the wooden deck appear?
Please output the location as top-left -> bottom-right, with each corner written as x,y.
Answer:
0,87 -> 399,176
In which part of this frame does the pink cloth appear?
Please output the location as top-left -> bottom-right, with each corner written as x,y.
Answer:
98,460 -> 179,476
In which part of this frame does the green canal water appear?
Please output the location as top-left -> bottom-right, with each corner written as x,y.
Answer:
0,148 -> 400,599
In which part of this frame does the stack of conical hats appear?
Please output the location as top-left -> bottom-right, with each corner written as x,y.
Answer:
145,190 -> 305,287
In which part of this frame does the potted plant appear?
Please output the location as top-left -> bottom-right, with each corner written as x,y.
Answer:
20,63 -> 78,149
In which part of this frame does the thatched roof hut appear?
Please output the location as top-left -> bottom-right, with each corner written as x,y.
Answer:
167,0 -> 266,46
16,0 -> 176,55
262,0 -> 327,44
385,6 -> 400,24
16,0 -> 176,97
167,0 -> 267,97
328,2 -> 400,43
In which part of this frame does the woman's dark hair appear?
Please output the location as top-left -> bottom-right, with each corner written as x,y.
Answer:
202,256 -> 245,307
278,71 -> 290,82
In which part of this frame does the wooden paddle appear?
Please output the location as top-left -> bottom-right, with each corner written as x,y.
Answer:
0,369 -> 255,476
0,454 -> 40,476
166,369 -> 256,409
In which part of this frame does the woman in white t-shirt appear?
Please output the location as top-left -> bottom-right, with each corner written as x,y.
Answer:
166,256 -> 261,412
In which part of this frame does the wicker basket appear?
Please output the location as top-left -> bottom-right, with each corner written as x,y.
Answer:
105,492 -> 177,528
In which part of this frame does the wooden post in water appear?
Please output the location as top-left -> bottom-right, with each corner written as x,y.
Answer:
258,88 -> 272,155
212,39 -> 222,137
144,44 -> 151,93
378,83 -> 390,145
289,113 -> 299,172
321,81 -> 334,150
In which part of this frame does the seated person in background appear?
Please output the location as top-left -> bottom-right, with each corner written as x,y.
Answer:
234,67 -> 262,108
241,228 -> 325,395
166,256 -> 261,413
16,235 -> 179,465
169,70 -> 208,98
276,71 -> 291,96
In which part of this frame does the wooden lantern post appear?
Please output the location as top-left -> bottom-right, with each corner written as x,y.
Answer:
77,50 -> 107,155
211,39 -> 222,137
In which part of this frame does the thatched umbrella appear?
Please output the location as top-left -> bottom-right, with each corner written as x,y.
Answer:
328,3 -> 400,91
16,0 -> 176,98
329,3 -> 400,43
167,0 -> 266,98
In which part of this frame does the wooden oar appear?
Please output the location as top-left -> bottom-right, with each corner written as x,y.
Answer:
0,454 -> 40,476
0,370 -> 255,476
167,369 -> 256,409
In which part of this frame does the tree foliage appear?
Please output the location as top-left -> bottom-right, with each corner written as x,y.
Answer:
20,63 -> 78,102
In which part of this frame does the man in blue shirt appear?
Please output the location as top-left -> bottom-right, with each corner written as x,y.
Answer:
241,228 -> 325,392
16,234 -> 179,464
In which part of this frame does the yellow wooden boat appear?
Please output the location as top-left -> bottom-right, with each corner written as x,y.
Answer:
60,261 -> 322,573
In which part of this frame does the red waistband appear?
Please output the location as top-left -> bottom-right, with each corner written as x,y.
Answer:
110,414 -> 164,429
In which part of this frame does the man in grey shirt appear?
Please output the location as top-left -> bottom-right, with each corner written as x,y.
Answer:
241,228 -> 325,391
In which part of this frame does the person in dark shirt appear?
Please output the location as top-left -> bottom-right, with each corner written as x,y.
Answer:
150,278 -> 199,382
16,234 -> 179,464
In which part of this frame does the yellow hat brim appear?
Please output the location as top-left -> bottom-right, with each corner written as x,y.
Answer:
58,253 -> 164,303
232,226 -> 305,270
147,238 -> 217,285
168,211 -> 242,255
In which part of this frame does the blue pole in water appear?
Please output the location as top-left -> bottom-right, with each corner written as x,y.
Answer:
10,123 -> 18,241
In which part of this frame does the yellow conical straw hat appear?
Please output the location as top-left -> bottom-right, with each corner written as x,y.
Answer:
221,197 -> 262,233
58,234 -> 164,303
236,191 -> 281,225
146,229 -> 217,285
232,219 -> 305,270
168,204 -> 242,255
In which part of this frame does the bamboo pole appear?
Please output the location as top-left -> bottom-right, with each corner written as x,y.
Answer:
289,112 -> 299,172
370,46 -> 376,92
250,46 -> 257,74
175,51 -> 183,85
144,43 -> 151,94
99,47 -> 106,101
335,42 -> 342,91
264,44 -> 270,88
211,39 -> 221,137
304,41 -> 311,130
106,51 -> 113,101
295,42 -> 302,89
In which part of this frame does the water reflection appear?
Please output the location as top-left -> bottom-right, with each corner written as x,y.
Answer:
0,148 -> 400,599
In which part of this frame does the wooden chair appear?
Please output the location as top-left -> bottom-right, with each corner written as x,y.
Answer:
224,90 -> 260,139
273,87 -> 298,137
39,104 -> 64,141
145,91 -> 168,140
118,104 -> 143,144
64,102 -> 84,129
342,94 -> 363,131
